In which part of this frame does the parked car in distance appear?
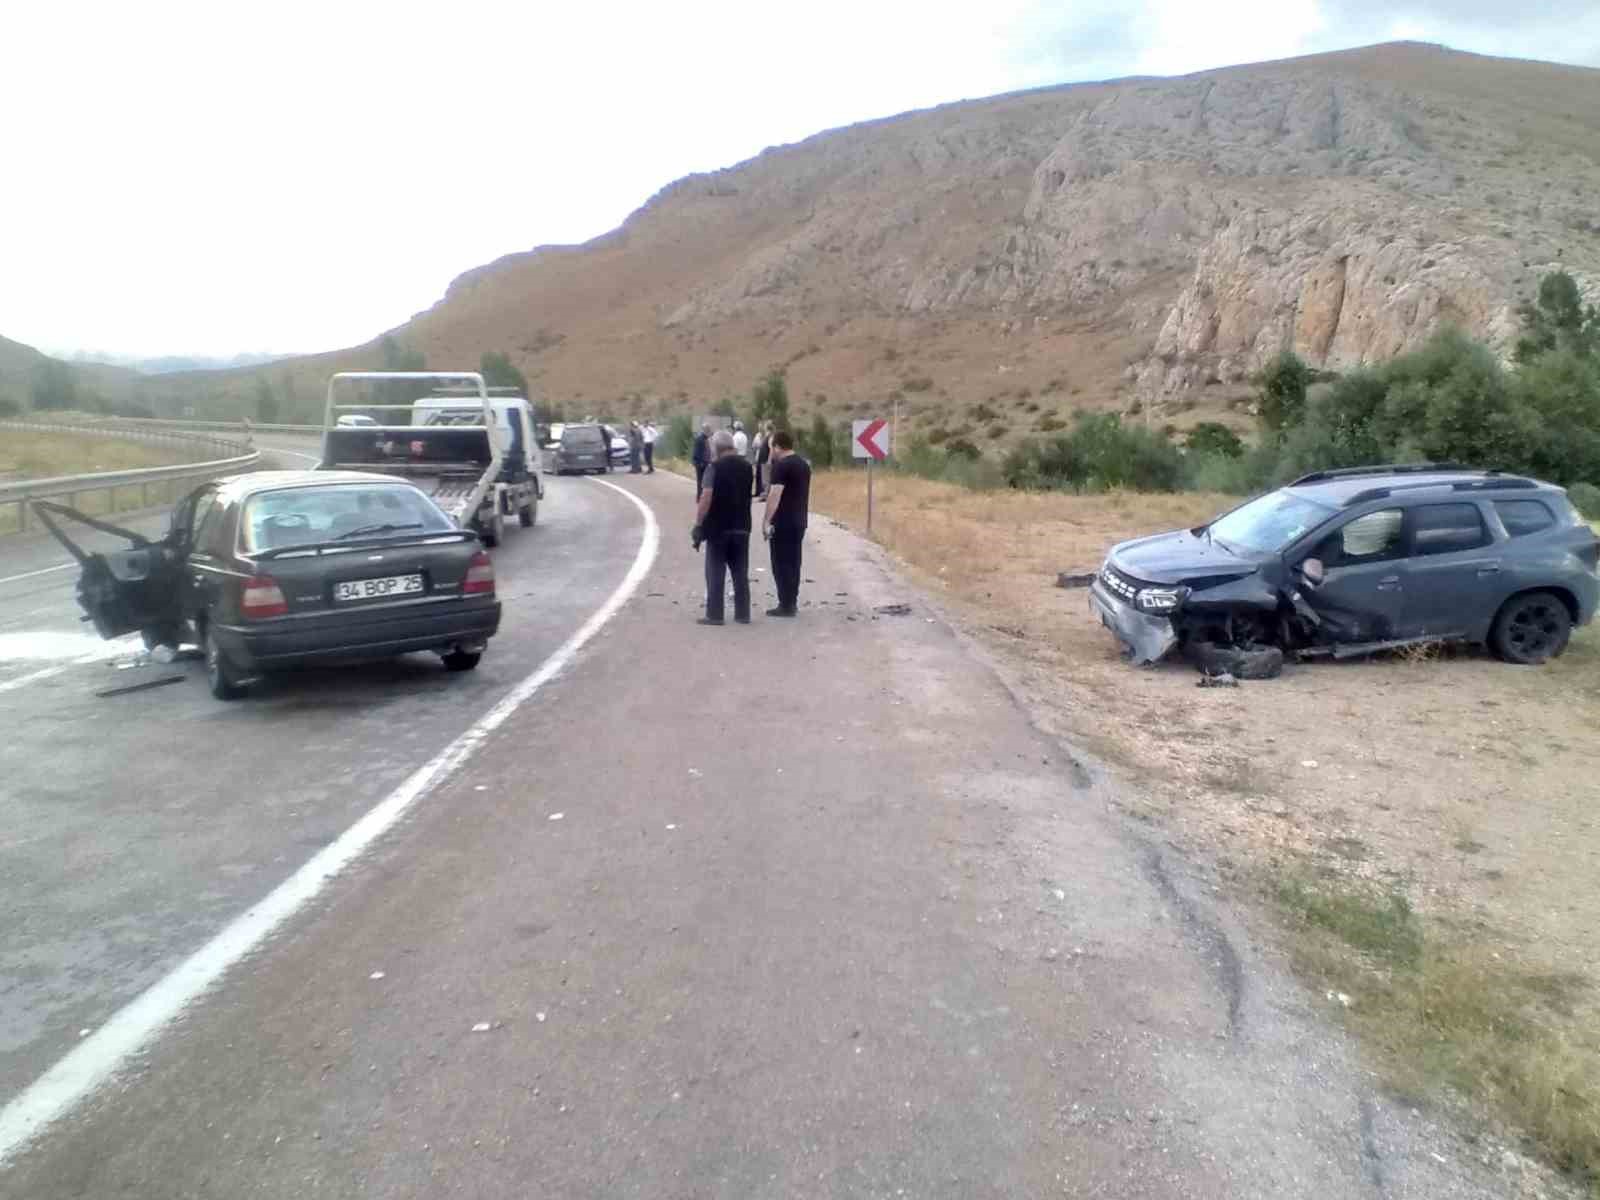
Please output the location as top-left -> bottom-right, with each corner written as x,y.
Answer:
61,471 -> 501,700
335,413 -> 379,427
555,424 -> 612,474
1090,464 -> 1600,674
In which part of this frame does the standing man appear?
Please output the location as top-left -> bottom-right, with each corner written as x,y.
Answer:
732,420 -> 749,459
627,422 -> 644,473
754,420 -> 773,498
642,421 -> 657,473
693,430 -> 754,626
761,430 -> 811,618
692,421 -> 712,499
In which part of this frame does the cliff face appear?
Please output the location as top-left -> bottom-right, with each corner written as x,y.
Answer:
128,42 -> 1600,433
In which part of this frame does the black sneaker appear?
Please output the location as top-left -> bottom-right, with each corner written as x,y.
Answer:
734,616 -> 751,624
697,617 -> 724,626
765,607 -> 796,618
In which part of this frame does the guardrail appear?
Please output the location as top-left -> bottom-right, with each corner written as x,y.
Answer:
0,421 -> 262,535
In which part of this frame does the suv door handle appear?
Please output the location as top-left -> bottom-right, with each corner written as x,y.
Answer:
1377,575 -> 1401,591
1476,564 -> 1502,576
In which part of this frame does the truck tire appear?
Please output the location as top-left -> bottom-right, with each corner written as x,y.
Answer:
442,648 -> 482,672
480,511 -> 503,548
1183,639 -> 1284,681
518,498 -> 535,527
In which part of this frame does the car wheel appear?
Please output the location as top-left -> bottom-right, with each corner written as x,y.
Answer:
204,624 -> 246,700
1490,591 -> 1571,664
442,648 -> 482,672
518,500 -> 535,527
1183,639 -> 1285,680
481,511 -> 503,548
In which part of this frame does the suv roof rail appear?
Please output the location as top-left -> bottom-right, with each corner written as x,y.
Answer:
1344,476 -> 1539,505
1289,462 -> 1482,487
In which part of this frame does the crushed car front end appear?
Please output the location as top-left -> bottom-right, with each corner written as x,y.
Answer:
1088,561 -> 1185,664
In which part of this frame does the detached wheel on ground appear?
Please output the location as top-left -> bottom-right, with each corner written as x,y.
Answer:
204,625 -> 247,700
441,648 -> 482,672
1490,590 -> 1571,664
1182,639 -> 1285,680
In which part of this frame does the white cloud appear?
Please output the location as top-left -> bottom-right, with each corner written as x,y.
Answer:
1,0 -> 1595,357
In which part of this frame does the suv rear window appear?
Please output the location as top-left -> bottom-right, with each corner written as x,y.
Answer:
1409,502 -> 1491,556
1494,499 -> 1556,537
561,427 -> 604,449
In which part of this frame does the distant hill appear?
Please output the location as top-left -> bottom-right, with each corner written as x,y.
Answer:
11,42 -> 1600,440
59,351 -> 291,376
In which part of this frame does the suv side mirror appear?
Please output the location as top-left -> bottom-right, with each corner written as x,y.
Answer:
1301,557 -> 1326,587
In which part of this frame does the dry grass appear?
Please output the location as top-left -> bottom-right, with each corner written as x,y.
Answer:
0,433 -> 194,534
800,467 -> 1600,1187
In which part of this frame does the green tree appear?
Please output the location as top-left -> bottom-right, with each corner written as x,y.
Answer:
661,413 -> 694,459
30,359 -> 79,411
746,369 -> 791,432
480,350 -> 528,393
1515,271 -> 1599,363
1255,351 -> 1312,432
801,413 -> 836,468
375,335 -> 427,420
254,377 -> 280,424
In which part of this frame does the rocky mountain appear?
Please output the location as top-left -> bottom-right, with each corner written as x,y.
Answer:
24,42 -> 1600,437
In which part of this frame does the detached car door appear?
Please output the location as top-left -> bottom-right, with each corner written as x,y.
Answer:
1301,507 -> 1407,641
1398,501 -> 1502,640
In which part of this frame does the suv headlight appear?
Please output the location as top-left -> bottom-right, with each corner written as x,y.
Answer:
1136,586 -> 1188,613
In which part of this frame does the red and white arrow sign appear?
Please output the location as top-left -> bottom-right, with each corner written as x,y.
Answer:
852,418 -> 890,461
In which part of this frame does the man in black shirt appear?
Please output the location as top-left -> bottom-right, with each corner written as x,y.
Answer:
761,430 -> 811,617
691,422 -> 712,499
693,430 -> 754,625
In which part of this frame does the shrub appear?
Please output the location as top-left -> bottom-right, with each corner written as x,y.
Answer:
660,414 -> 693,459
986,423 -> 1006,440
1256,351 -> 1312,431
1036,414 -> 1065,433
926,427 -> 949,445
945,437 -> 980,460
1569,482 -> 1600,519
970,402 -> 1001,423
1183,422 -> 1244,458
902,376 -> 934,393
1003,412 -> 1186,492
0,396 -> 22,417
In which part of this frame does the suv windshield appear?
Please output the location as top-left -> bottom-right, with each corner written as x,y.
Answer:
1208,489 -> 1334,555
242,484 -> 455,553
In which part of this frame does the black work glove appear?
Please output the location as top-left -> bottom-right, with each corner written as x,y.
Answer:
690,524 -> 704,552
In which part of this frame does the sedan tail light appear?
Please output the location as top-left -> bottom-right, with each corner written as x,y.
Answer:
463,551 -> 496,596
241,575 -> 288,619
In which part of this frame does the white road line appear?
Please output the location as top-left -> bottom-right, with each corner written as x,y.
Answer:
0,664 -> 72,695
0,563 -> 74,586
0,478 -> 660,1166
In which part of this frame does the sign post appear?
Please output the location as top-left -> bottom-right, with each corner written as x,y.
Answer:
851,418 -> 891,533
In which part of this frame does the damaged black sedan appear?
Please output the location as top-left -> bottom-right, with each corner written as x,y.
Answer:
34,471 -> 501,700
1090,465 -> 1600,678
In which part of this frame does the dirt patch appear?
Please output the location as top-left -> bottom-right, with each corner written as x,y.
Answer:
805,469 -> 1600,1183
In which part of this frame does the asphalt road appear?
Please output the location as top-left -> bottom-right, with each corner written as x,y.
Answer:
0,454 -> 1520,1197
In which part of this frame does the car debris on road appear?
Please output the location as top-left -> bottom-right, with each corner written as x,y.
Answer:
1088,464 -> 1599,677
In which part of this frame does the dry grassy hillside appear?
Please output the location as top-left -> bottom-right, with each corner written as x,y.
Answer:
41,42 -> 1600,442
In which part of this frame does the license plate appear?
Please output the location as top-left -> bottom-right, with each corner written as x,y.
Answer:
334,574 -> 423,602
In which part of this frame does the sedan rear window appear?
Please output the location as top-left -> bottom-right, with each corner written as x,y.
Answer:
1494,499 -> 1556,537
242,484 -> 455,553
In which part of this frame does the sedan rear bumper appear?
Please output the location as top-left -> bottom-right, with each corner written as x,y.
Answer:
215,599 -> 501,669
1089,579 -> 1177,665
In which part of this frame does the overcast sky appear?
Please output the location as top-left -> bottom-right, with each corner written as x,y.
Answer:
4,0 -> 1597,360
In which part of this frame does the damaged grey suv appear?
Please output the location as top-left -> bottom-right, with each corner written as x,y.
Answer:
1090,464 -> 1600,677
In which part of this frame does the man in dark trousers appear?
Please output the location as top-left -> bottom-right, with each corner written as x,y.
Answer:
691,421 -> 712,499
693,430 -> 754,625
761,430 -> 811,617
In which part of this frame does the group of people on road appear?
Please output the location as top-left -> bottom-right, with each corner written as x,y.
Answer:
691,422 -> 812,625
626,421 -> 658,474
